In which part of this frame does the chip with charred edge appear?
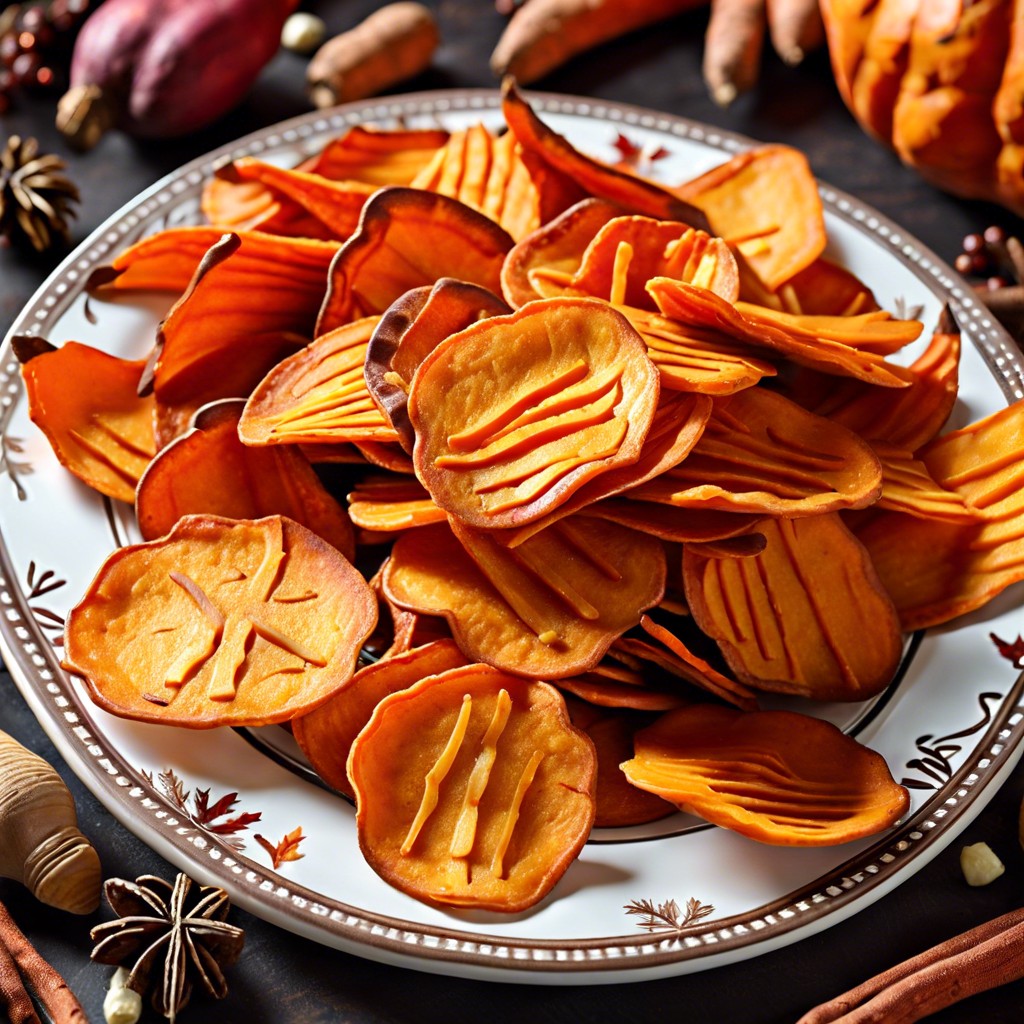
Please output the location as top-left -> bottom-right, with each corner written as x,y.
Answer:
409,123 -> 547,241
136,399 -> 355,561
502,78 -> 709,230
629,387 -> 883,516
365,279 -> 512,452
382,517 -> 666,679
348,663 -> 596,912
409,297 -> 659,529
316,187 -> 514,335
855,397 -> 1024,630
647,278 -> 920,388
683,513 -> 903,701
293,639 -> 468,799
14,338 -> 156,505
238,317 -> 394,449
673,144 -> 827,294
562,696 -> 676,827
621,704 -> 909,846
63,514 -> 377,728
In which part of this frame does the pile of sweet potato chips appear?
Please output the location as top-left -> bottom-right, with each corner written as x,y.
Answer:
20,80 -> 1024,912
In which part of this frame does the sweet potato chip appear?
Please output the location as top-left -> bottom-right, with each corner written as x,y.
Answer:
136,399 -> 355,560
683,514 -> 903,700
409,297 -> 659,529
238,317 -> 395,448
741,255 -> 879,316
648,279 -> 919,388
621,705 -> 909,846
14,338 -> 155,504
585,499 -> 763,543
63,514 -> 378,727
316,187 -> 514,334
502,78 -> 709,229
855,398 -> 1024,629
872,443 -> 983,523
674,144 -> 827,293
348,663 -> 596,911
346,476 -> 445,533
311,125 -> 450,185
145,233 -> 333,409
630,387 -> 883,516
365,279 -> 511,451
382,517 -> 666,678
293,639 -> 468,798
562,697 -> 676,827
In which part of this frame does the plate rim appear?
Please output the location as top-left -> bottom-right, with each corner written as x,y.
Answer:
2,86 -> 1023,983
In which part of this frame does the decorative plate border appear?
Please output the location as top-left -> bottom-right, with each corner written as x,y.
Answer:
2,89 -> 1024,982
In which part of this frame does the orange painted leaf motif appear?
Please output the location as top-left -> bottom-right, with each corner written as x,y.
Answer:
293,638 -> 468,798
629,387 -> 883,516
316,187 -> 514,334
146,233 -> 335,409
673,144 -> 827,293
621,705 -> 910,845
63,514 -> 378,728
408,297 -> 660,529
255,827 -> 306,869
239,317 -> 394,448
347,664 -> 597,912
855,398 -> 1024,630
14,338 -> 156,504
410,123 -> 547,241
648,278 -> 920,388
795,309 -> 961,450
382,517 -> 666,679
571,216 -> 739,307
136,399 -> 355,561
502,78 -> 709,229
683,514 -> 903,701
365,279 -> 512,452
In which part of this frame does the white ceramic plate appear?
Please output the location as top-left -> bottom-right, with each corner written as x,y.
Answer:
2,90 -> 1024,984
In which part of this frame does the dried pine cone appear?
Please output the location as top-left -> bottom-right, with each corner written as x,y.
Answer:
0,135 -> 79,253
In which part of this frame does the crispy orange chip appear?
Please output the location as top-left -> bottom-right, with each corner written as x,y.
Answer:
382,517 -> 666,679
293,639 -> 468,798
348,663 -> 596,911
683,514 -> 903,701
136,399 -> 355,560
408,297 -> 659,529
621,704 -> 909,846
63,514 -> 377,728
14,338 -> 156,504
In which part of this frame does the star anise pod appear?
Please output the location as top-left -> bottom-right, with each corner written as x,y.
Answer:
90,873 -> 245,1022
0,134 -> 79,253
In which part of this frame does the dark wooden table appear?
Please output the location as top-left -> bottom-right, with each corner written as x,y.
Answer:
2,2 -> 1024,1021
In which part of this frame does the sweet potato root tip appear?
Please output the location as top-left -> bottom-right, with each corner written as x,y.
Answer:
703,0 -> 768,107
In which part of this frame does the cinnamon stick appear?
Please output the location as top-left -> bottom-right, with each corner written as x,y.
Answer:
0,935 -> 40,1024
0,902 -> 87,1024
797,906 -> 1024,1023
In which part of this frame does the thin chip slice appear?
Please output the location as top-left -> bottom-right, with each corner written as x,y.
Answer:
621,705 -> 909,846
348,663 -> 596,911
347,476 -> 446,533
136,399 -> 355,560
293,639 -> 468,798
63,514 -> 378,728
585,498 -> 763,543
14,338 -> 156,504
316,187 -> 514,334
239,317 -> 396,448
683,514 -> 903,701
408,297 -> 659,529
630,387 -> 882,516
382,517 -> 666,679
